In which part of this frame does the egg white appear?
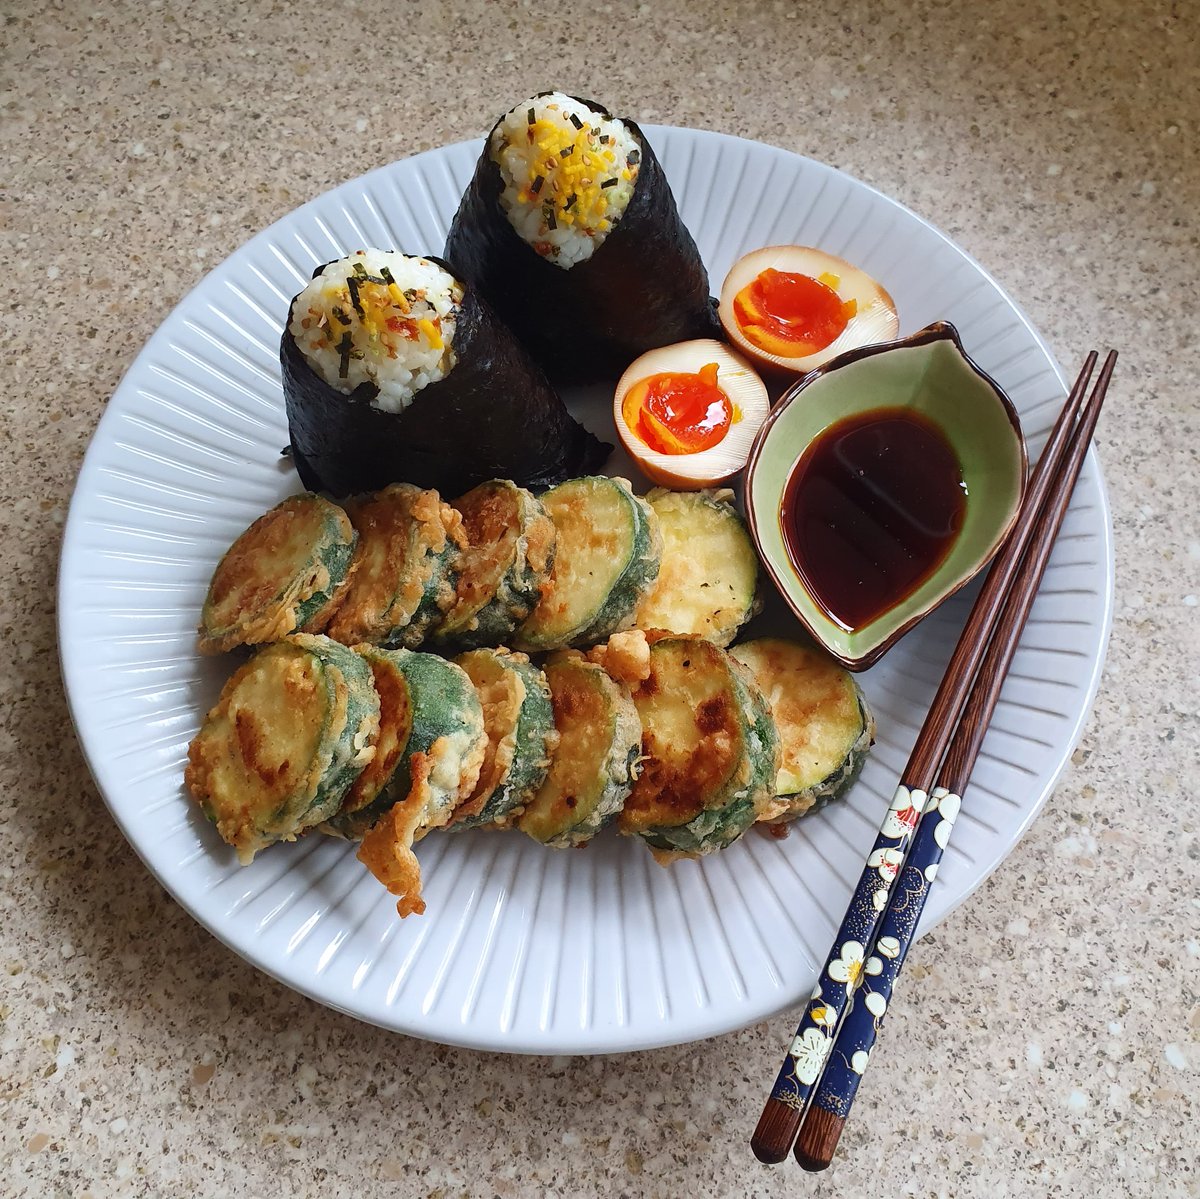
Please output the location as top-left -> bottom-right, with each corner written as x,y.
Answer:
718,246 -> 898,374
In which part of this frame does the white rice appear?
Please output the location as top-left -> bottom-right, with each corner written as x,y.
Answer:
489,92 -> 640,270
289,249 -> 461,413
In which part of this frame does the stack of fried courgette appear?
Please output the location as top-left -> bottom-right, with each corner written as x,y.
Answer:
186,479 -> 874,917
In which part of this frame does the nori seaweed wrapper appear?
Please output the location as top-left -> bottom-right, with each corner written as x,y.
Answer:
282,257 -> 610,498
444,95 -> 722,384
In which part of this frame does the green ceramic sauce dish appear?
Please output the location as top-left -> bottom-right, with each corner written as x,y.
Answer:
744,321 -> 1027,671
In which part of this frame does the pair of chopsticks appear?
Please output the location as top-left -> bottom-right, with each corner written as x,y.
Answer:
751,349 -> 1117,1171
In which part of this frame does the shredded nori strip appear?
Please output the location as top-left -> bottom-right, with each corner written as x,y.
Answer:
545,208 -> 557,230
600,177 -> 618,188
352,262 -> 368,277
332,305 -> 352,325
627,149 -> 641,165
568,112 -> 583,129
530,174 -> 544,195
564,193 -> 577,211
559,145 -> 574,158
336,332 -> 353,379
527,107 -> 535,124
347,276 -> 365,318
599,134 -> 609,144
380,266 -> 396,286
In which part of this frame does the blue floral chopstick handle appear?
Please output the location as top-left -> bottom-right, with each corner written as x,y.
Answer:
806,785 -> 961,1117
767,782 -> 933,1111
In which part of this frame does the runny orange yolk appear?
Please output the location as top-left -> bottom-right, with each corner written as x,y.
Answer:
733,267 -> 858,358
621,362 -> 733,455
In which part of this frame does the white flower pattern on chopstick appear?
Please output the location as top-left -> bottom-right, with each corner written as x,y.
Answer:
864,990 -> 887,1019
876,935 -> 901,959
932,788 -> 961,850
828,940 -> 867,990
850,1049 -> 871,1075
881,785 -> 926,839
867,846 -> 903,886
789,1027 -> 832,1086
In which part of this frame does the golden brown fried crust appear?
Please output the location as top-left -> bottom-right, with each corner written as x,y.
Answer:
199,496 -> 353,654
619,641 -> 742,832
339,651 -> 411,815
584,629 -> 651,685
449,483 -> 519,612
184,644 -> 328,861
356,751 -> 436,918
326,485 -> 456,646
523,509 -> 558,584
452,651 -> 526,824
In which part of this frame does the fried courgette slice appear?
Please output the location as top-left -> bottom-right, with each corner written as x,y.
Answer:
324,648 -> 485,840
185,635 -> 380,863
516,651 -> 642,848
432,479 -> 556,649
451,648 -> 557,829
515,476 -> 662,652
198,494 -> 357,654
618,635 -> 779,863
330,647 -> 487,918
633,488 -> 760,646
730,638 -> 875,824
325,484 -> 464,649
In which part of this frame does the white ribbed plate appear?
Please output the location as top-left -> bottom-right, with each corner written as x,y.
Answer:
58,128 -> 1112,1054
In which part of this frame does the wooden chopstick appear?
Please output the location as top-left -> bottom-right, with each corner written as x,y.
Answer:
792,349 -> 1116,1171
750,350 -> 1108,1166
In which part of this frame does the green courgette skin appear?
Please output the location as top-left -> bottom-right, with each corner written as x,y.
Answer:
452,649 -> 556,829
515,476 -> 662,652
388,534 -> 460,649
637,654 -> 779,857
633,488 -> 760,647
324,648 -> 485,840
327,483 -> 462,651
772,695 -> 875,822
517,654 -> 642,848
433,482 -> 557,651
199,493 -> 356,654
292,635 -> 382,823
622,637 -> 780,860
295,528 -> 358,632
578,483 -> 661,647
730,638 -> 875,824
185,636 -> 379,863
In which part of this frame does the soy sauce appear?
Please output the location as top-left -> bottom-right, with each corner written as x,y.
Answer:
781,408 -> 967,632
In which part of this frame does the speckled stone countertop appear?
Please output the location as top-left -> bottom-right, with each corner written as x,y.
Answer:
3,1 -> 1198,1195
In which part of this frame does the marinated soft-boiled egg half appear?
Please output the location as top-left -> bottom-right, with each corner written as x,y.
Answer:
613,340 -> 770,489
718,246 -> 898,374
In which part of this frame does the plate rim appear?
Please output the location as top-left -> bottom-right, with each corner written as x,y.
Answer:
57,125 -> 1115,1054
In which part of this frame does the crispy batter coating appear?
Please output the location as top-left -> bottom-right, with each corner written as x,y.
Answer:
585,629 -> 651,684
356,752 -> 436,918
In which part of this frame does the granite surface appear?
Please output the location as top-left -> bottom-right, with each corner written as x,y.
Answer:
3,0 -> 1198,1195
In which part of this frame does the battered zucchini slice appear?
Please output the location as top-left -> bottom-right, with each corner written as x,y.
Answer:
324,648 -> 486,840
516,651 -> 642,848
618,636 -> 780,863
633,488 -> 760,646
451,648 -> 557,829
432,480 -> 556,649
198,493 -> 357,654
730,638 -> 875,824
515,476 -> 662,652
333,648 -> 487,919
185,635 -> 380,863
325,484 -> 464,649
